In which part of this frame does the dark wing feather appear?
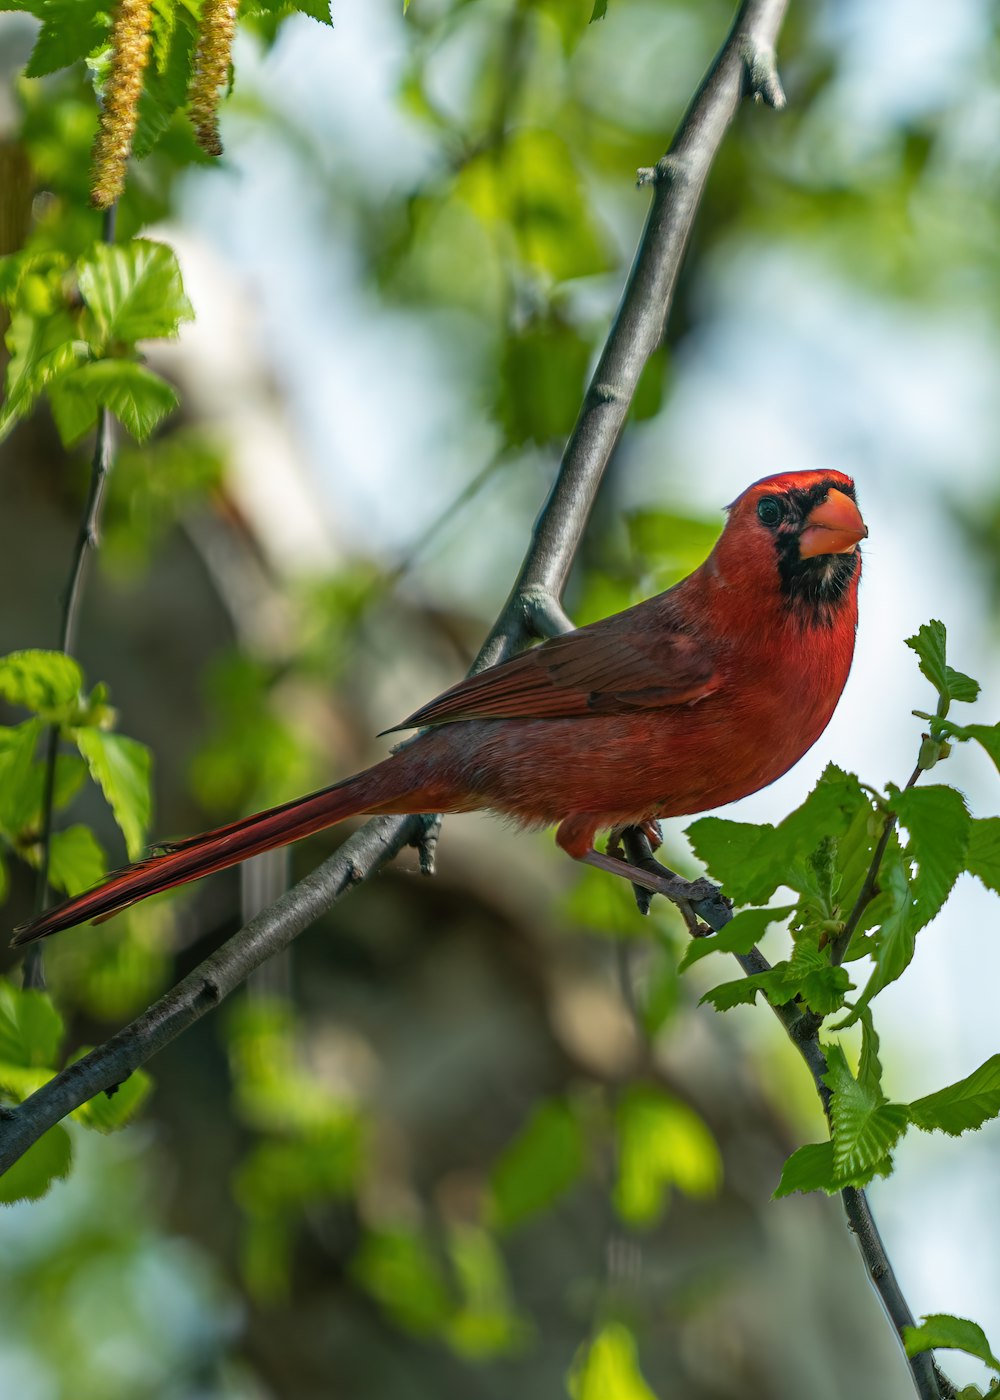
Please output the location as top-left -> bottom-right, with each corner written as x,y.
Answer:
388,603 -> 719,730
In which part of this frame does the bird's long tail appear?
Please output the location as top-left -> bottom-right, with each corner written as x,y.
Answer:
12,750 -> 451,945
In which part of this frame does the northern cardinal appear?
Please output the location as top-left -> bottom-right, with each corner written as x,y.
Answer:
13,470 -> 866,944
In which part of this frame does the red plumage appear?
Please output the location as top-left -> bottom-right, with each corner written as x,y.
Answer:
12,469 -> 866,944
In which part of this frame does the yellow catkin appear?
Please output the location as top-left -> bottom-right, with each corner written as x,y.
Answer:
90,0 -> 153,210
188,0 -> 239,158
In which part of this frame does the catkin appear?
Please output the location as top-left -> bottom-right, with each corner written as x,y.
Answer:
188,0 -> 239,158
90,0 -> 153,210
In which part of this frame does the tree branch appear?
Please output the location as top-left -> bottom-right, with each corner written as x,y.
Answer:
3,0 -> 789,1156
618,827 -> 946,1400
23,205 -> 118,993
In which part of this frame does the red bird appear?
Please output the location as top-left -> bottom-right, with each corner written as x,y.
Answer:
13,470 -> 866,944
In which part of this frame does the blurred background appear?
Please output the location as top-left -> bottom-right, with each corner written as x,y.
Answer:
0,0 -> 999,1395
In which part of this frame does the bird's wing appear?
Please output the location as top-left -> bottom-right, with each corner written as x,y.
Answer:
389,607 -> 719,729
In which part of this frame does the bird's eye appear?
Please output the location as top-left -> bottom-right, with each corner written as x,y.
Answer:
757,497 -> 784,527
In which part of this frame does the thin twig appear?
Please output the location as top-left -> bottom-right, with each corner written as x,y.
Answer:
24,206 -> 118,991
616,828 -> 945,1400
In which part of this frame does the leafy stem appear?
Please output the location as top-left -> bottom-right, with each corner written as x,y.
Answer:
24,205 -> 119,992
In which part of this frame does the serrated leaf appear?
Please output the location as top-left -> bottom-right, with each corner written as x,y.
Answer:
23,0 -> 108,77
773,1141 -> 837,1197
568,1323 -> 658,1400
824,1043 -> 908,1182
0,650 -> 84,715
785,941 -> 852,1015
857,1009 -> 883,1098
74,729 -> 151,859
489,1098 -> 585,1232
967,818 -> 1000,893
613,1084 -> 720,1227
904,1315 -> 1000,1372
679,904 -> 793,970
71,1064 -> 153,1132
292,0 -> 332,21
0,1124 -> 72,1204
49,359 -> 179,444
0,306 -> 81,441
699,969 -> 779,1011
48,824 -> 107,896
908,1055 -> 1000,1136
892,785 -> 969,930
950,722 -> 1000,776
945,667 -> 980,703
79,240 -> 194,345
687,765 -> 866,905
851,849 -> 914,1013
0,982 -> 64,1067
905,621 -> 949,697
0,719 -> 44,834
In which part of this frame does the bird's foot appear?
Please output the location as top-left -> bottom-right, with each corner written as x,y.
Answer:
581,842 -> 729,934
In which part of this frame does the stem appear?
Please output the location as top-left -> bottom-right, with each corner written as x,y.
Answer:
24,206 -> 118,991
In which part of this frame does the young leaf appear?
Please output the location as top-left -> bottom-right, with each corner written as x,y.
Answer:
78,240 -> 194,345
967,818 -> 1000,893
851,850 -> 915,1013
824,1043 -> 909,1183
489,1097 -> 585,1232
568,1323 -> 659,1400
905,620 -> 981,710
74,729 -> 152,860
687,766 -> 866,905
0,1124 -> 72,1204
699,969 -> 776,1011
773,1141 -> 837,1197
48,824 -> 107,896
908,1056 -> 1000,1136
613,1084 -> 721,1226
23,0 -> 109,78
49,359 -> 179,445
678,904 -> 794,969
857,1009 -> 883,1098
0,650 -> 84,715
904,1315 -> 1000,1372
0,981 -> 64,1067
892,785 -> 970,929
0,306 -> 80,441
0,719 -> 44,835
784,940 -> 852,1015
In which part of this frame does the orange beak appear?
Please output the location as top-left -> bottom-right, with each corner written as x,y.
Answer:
799,488 -> 868,559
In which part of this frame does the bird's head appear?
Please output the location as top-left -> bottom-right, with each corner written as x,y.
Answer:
713,470 -> 867,624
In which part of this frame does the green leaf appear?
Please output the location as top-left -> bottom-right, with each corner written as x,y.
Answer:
857,1009 -> 883,1098
937,720 -> 1000,776
904,1315 -> 1000,1372
699,969 -> 779,1011
892,785 -> 969,929
0,649 -> 84,715
0,982 -> 64,1067
906,621 -> 949,698
568,1323 -> 658,1400
908,1056 -> 1000,1136
784,940 -> 852,1015
0,719 -> 44,834
852,849 -> 915,1011
353,1226 -> 454,1336
613,1084 -> 720,1227
496,315 -> 591,447
291,0 -> 332,21
48,824 -> 107,896
967,818 -> 1000,893
687,765 -> 867,905
71,1065 -> 153,1132
78,240 -> 194,345
133,5 -> 198,159
679,905 -> 793,969
489,1098 -> 585,1232
0,1124 -> 72,1204
945,668 -> 981,703
590,0 -> 608,19
824,1043 -> 908,1183
74,729 -> 151,860
0,306 -> 81,441
49,358 -> 179,444
23,0 -> 109,77
773,1141 -> 837,1197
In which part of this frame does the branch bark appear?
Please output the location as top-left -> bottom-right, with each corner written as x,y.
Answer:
3,0 -> 789,1154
